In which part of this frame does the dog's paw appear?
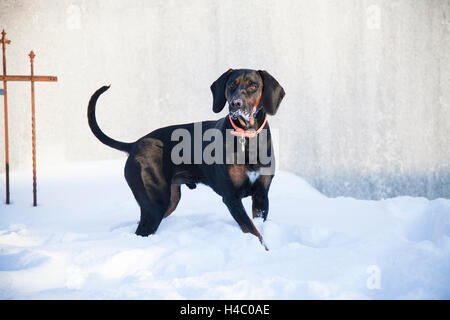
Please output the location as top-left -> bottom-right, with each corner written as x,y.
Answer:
135,223 -> 152,237
253,208 -> 268,220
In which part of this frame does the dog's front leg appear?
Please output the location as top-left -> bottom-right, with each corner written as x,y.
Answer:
222,196 -> 268,251
252,190 -> 269,221
251,174 -> 273,220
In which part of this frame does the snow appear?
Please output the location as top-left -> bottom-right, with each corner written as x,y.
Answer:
0,159 -> 449,299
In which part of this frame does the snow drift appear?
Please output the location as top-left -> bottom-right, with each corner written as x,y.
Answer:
0,159 -> 449,299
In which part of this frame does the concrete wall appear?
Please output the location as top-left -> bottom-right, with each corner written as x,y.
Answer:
1,0 -> 449,199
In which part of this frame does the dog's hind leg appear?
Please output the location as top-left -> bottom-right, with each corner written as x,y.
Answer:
124,143 -> 172,236
163,184 -> 181,218
136,204 -> 166,236
131,172 -> 170,236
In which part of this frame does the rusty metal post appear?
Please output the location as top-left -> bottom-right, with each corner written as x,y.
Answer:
29,50 -> 37,207
0,30 -> 57,207
1,30 -> 11,204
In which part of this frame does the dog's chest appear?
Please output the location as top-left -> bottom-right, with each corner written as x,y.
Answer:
246,170 -> 260,184
228,165 -> 261,189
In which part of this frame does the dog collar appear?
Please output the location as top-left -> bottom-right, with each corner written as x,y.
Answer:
228,114 -> 268,138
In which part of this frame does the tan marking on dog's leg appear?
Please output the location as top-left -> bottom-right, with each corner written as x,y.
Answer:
228,165 -> 246,188
163,184 -> 181,218
239,220 -> 268,251
239,223 -> 251,234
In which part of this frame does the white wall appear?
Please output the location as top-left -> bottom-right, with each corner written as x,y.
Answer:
0,0 -> 449,199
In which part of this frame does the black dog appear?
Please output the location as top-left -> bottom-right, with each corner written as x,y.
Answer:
88,69 -> 284,250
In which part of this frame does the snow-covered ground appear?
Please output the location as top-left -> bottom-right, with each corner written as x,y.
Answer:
0,159 -> 449,299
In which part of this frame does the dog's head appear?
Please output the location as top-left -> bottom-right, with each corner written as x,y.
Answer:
210,69 -> 285,127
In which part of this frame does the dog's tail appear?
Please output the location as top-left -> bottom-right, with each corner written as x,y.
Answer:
87,85 -> 133,153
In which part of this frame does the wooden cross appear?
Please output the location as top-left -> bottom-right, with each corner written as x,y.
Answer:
1,30 -> 58,206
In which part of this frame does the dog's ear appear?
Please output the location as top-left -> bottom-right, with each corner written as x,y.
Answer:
210,69 -> 234,113
258,70 -> 285,115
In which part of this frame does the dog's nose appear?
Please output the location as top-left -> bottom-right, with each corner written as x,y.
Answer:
232,98 -> 243,108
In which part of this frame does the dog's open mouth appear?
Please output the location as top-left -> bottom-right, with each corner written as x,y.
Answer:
238,115 -> 249,127
230,110 -> 253,128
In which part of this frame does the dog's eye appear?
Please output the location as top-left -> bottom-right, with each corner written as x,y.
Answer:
248,84 -> 258,91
